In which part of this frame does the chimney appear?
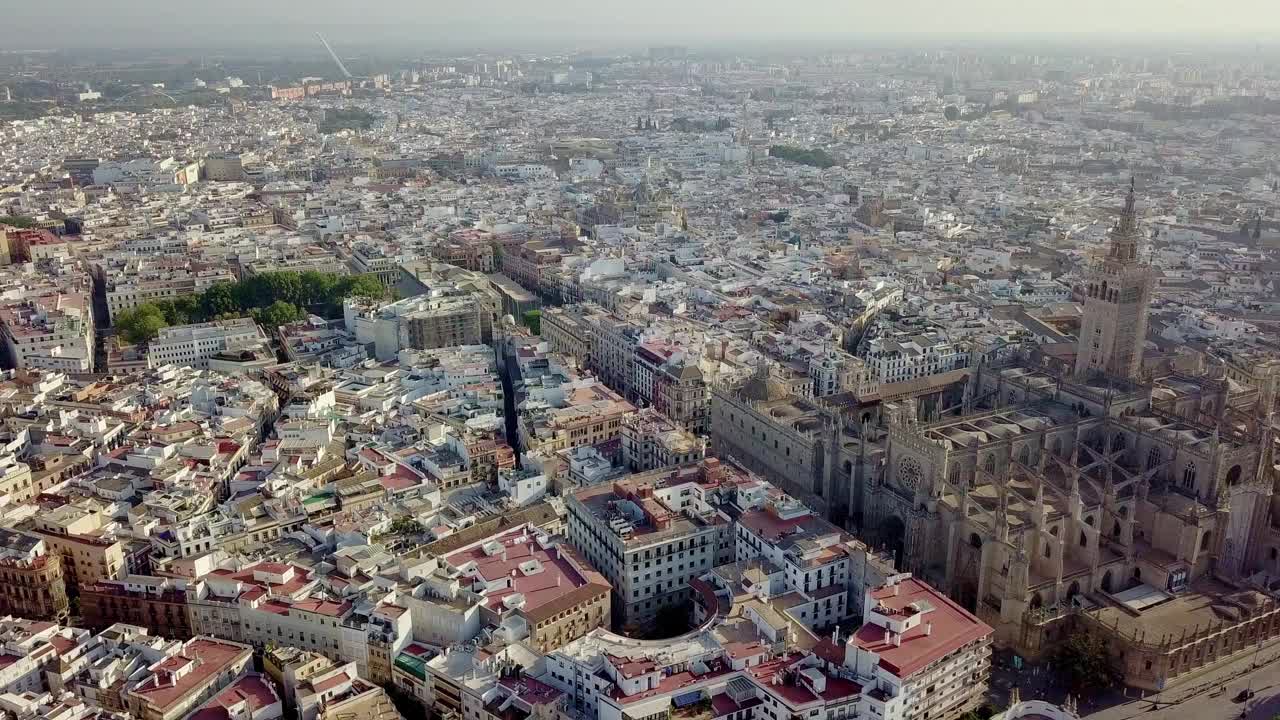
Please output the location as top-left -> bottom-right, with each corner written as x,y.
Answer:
924,622 -> 932,636
892,632 -> 901,647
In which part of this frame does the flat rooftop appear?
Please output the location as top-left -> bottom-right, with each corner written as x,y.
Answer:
1090,579 -> 1271,643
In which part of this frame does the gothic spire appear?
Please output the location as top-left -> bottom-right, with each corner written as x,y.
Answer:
1110,177 -> 1140,262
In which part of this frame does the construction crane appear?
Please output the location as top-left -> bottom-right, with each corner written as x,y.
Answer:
315,32 -> 353,80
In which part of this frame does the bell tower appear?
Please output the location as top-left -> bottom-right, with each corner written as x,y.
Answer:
1075,179 -> 1155,380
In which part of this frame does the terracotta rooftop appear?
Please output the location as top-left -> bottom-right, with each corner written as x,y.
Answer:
851,577 -> 992,678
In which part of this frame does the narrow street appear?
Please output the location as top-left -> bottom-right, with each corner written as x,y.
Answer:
496,338 -> 522,469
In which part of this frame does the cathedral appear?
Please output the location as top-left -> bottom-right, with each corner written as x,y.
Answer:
863,184 -> 1280,691
708,183 -> 1280,692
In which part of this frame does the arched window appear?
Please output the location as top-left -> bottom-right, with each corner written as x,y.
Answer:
1147,446 -> 1161,471
1113,521 -> 1122,538
969,533 -> 982,549
1067,581 -> 1081,599
1226,464 -> 1242,487
1079,530 -> 1088,547
1182,461 -> 1197,490
984,455 -> 996,475
1133,567 -> 1142,582
1119,505 -> 1129,519
1050,525 -> 1060,536
1030,593 -> 1043,610
1018,445 -> 1031,466
1200,532 -> 1212,552
1112,434 -> 1126,453
1101,570 -> 1114,593
1044,543 -> 1052,559
1053,437 -> 1064,457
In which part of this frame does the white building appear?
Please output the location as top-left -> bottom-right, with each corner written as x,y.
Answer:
0,294 -> 94,372
866,331 -> 968,385
146,318 -> 269,369
843,574 -> 993,720
809,349 -> 878,398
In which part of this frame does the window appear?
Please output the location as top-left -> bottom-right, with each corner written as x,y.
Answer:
1182,462 -> 1197,490
1147,446 -> 1161,470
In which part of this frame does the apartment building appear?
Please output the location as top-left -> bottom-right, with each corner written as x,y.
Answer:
733,490 -> 853,632
146,318 -> 269,369
429,230 -> 496,273
441,522 -> 611,653
0,455 -> 34,504
519,380 -> 635,456
0,527 -> 70,622
79,575 -> 192,638
540,306 -> 592,364
542,571 -> 987,720
866,331 -> 968,385
103,269 -> 236,323
844,575 -> 993,720
350,243 -> 401,288
565,460 -> 736,628
188,561 -> 411,678
620,408 -> 704,472
124,637 -> 253,720
344,294 -> 486,362
0,293 -> 94,372
28,504 -> 127,592
809,348 -> 878,399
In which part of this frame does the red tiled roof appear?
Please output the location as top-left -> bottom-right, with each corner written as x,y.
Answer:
850,578 -> 993,678
129,638 -> 250,712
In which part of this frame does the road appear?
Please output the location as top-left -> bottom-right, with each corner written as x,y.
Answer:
1081,648 -> 1280,720
987,645 -> 1280,720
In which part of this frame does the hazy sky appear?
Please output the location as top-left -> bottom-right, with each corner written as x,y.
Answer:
4,0 -> 1280,50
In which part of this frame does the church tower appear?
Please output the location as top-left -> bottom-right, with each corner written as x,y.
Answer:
1075,179 -> 1155,380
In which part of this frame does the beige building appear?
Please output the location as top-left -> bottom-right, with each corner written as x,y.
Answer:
519,381 -> 634,455
1075,183 -> 1155,380
620,408 -> 703,472
0,455 -> 34,504
28,503 -> 126,591
874,357 -> 1272,692
0,527 -> 70,622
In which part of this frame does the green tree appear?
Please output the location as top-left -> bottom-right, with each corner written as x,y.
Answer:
115,304 -> 168,345
522,309 -> 542,334
1055,632 -> 1120,693
299,270 -> 337,307
768,145 -> 836,169
944,105 -> 960,121
0,215 -> 39,229
389,517 -> 424,536
253,300 -> 303,328
201,283 -> 241,318
340,274 -> 387,300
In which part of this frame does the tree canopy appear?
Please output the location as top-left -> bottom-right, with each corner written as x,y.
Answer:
0,215 -> 39,229
113,270 -> 386,342
115,304 -> 168,345
768,145 -> 837,169
1054,632 -> 1121,693
522,309 -> 542,335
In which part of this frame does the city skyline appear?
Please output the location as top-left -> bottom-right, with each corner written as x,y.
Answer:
4,0 -> 1280,50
